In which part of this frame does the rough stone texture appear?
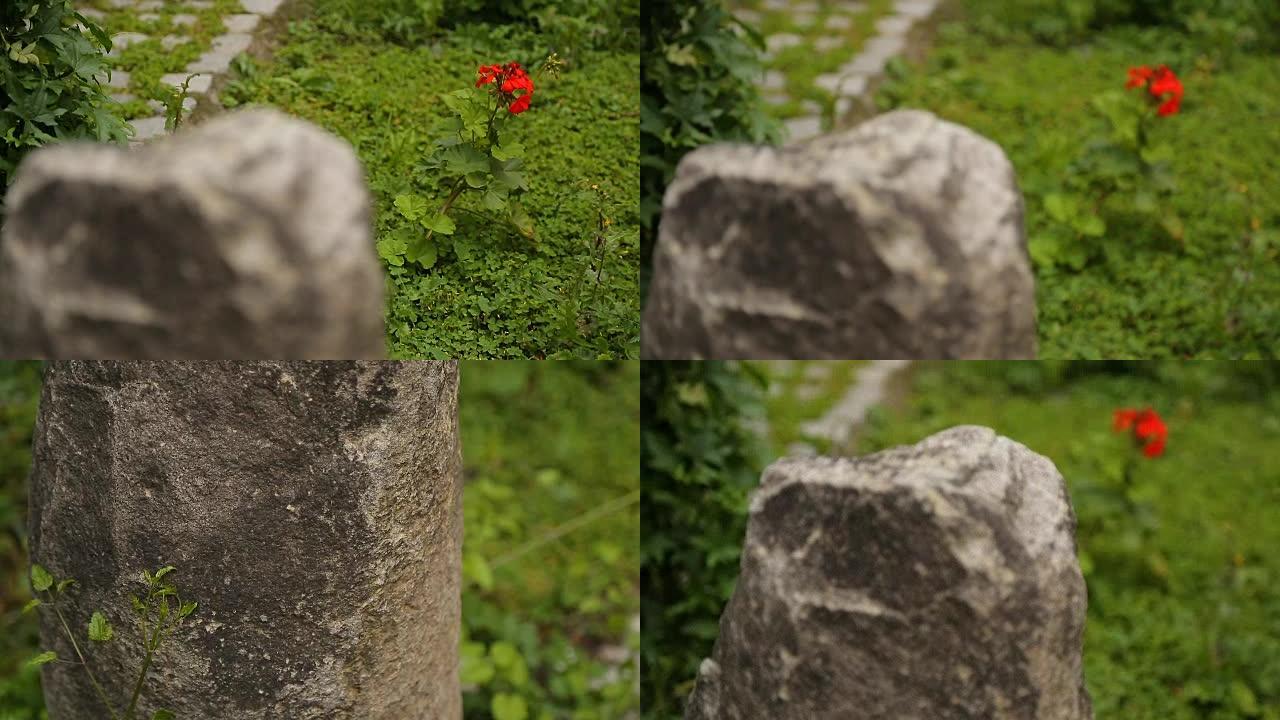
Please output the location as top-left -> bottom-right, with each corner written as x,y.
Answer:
30,361 -> 462,719
0,109 -> 385,359
685,426 -> 1092,720
641,110 -> 1035,359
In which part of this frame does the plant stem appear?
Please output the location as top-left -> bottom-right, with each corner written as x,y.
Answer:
124,616 -> 165,720
425,179 -> 468,246
49,594 -> 119,720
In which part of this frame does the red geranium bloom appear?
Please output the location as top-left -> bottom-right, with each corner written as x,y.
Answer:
1125,64 -> 1182,116
1112,407 -> 1167,458
475,61 -> 534,115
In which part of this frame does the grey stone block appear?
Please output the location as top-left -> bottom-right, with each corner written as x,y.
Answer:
161,72 -> 213,94
188,32 -> 254,73
241,0 -> 285,15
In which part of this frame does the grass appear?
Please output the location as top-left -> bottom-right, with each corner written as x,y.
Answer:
222,6 -> 640,359
850,361 -> 1280,719
875,3 -> 1280,358
0,361 -> 640,719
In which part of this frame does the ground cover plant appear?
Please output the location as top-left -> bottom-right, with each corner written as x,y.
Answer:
224,0 -> 640,359
875,0 -> 1280,357
0,361 -> 640,719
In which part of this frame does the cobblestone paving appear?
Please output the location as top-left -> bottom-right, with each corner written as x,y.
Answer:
81,0 -> 285,141
731,0 -> 942,141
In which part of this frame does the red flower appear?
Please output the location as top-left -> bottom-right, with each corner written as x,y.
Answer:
1112,407 -> 1167,458
475,61 -> 534,115
1125,64 -> 1182,117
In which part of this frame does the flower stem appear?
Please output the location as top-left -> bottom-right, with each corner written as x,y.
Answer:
123,614 -> 165,720
49,594 -> 119,720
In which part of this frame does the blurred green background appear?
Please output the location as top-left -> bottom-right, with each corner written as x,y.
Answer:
0,361 -> 639,720
642,361 -> 1280,719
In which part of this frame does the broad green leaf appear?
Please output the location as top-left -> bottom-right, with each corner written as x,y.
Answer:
30,565 -> 53,592
490,643 -> 530,687
22,598 -> 41,613
508,201 -> 534,239
491,141 -> 524,162
421,213 -> 456,236
178,601 -> 198,620
27,651 -> 57,667
482,189 -> 508,212
406,237 -> 438,270
88,611 -> 114,642
491,693 -> 529,720
376,235 -> 408,267
460,642 -> 496,686
462,553 -> 493,591
1076,214 -> 1106,237
441,144 -> 489,176
465,172 -> 488,189
394,194 -> 429,222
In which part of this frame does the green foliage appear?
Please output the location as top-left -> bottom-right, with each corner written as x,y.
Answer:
0,0 -> 129,195
25,563 -> 198,720
876,13 -> 1280,357
225,13 -> 638,359
853,361 -> 1280,720
382,59 -> 552,271
460,361 -> 640,719
640,0 -> 781,290
640,362 -> 767,719
0,362 -> 41,717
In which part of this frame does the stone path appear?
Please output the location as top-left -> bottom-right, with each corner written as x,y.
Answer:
757,361 -> 912,457
732,0 -> 942,141
798,359 -> 911,450
81,0 -> 286,142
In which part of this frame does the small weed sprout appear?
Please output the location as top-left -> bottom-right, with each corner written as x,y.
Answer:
24,564 -> 199,720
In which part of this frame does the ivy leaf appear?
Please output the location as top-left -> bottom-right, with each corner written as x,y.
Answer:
30,565 -> 53,592
490,693 -> 529,720
394,194 -> 429,223
88,611 -> 114,642
27,651 -> 57,668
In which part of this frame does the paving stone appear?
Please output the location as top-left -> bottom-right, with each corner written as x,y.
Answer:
766,33 -> 804,53
896,0 -> 940,18
241,0 -> 285,15
161,72 -> 213,94
845,33 -> 906,75
761,69 -> 787,92
878,14 -> 915,36
813,36 -> 846,52
106,70 -> 131,89
161,35 -> 190,51
136,0 -> 163,9
186,0 -> 214,8
110,92 -> 136,103
813,71 -> 866,96
147,97 -> 199,114
188,32 -> 254,73
764,92 -> 792,107
108,0 -> 134,7
130,116 -> 168,142
138,13 -> 161,22
825,14 -> 854,31
108,32 -> 150,57
761,0 -> 791,9
784,115 -> 823,141
735,8 -> 762,25
79,8 -> 106,20
225,13 -> 262,32
171,13 -> 199,26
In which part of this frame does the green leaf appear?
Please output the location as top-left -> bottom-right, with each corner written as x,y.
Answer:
55,578 -> 76,593
490,693 -> 529,720
462,553 -> 493,591
491,141 -> 524,162
178,601 -> 198,620
482,189 -> 508,212
1076,214 -> 1106,238
394,194 -> 429,222
22,598 -> 41,614
422,213 -> 456,236
1230,680 -> 1259,715
88,611 -> 114,642
1043,193 -> 1075,223
154,566 -> 176,580
508,201 -> 534,239
27,652 -> 57,668
406,237 -> 439,270
441,144 -> 490,176
460,642 -> 496,686
465,171 -> 488,189
490,642 -> 530,688
152,711 -> 176,720
377,235 -> 408,267
30,565 -> 53,593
